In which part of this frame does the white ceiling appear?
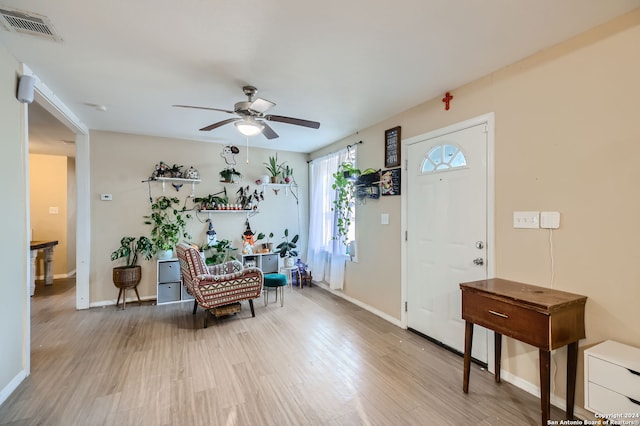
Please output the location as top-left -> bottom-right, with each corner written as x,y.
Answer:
2,1 -> 639,155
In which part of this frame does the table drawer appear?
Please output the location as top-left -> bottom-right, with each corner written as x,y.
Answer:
587,382 -> 640,415
589,356 -> 640,401
462,290 -> 549,348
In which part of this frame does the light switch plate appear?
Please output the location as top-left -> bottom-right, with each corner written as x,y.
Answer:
540,211 -> 560,229
381,213 -> 389,225
100,193 -> 113,201
513,211 -> 539,229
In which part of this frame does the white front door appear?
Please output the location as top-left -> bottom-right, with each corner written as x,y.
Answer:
406,122 -> 488,363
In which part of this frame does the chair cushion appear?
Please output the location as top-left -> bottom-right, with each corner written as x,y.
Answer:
263,273 -> 287,287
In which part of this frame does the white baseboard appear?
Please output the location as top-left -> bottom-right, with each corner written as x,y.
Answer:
313,281 -> 404,328
0,370 -> 26,407
36,269 -> 76,280
500,370 -> 592,420
90,295 -> 156,308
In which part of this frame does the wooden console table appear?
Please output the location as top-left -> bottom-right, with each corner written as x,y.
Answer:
30,240 -> 59,296
460,278 -> 587,425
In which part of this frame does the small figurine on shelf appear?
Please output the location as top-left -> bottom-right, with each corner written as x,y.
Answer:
185,166 -> 200,180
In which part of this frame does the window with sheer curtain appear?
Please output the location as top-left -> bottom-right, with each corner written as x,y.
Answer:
306,147 -> 355,290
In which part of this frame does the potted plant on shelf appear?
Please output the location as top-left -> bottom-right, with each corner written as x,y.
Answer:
144,196 -> 192,259
283,165 -> 294,184
255,232 -> 274,253
264,154 -> 284,183
276,228 -> 299,267
110,236 -> 154,298
219,167 -> 242,183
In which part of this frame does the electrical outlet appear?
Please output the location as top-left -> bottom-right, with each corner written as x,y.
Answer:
513,211 -> 540,229
541,211 -> 560,229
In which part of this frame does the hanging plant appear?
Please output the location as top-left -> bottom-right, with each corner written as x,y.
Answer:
144,196 -> 192,252
332,162 -> 360,246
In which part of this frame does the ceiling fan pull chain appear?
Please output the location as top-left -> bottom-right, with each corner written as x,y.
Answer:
246,136 -> 250,164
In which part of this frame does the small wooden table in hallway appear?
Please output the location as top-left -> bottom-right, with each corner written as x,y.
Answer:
460,278 -> 587,426
30,240 -> 59,296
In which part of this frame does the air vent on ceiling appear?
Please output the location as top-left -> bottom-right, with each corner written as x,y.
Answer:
0,8 -> 62,42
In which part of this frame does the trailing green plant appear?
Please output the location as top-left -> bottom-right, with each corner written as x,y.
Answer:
276,228 -> 299,258
331,162 -> 360,245
235,186 -> 264,210
264,154 -> 284,178
202,239 -> 237,265
110,236 -> 154,266
144,196 -> 192,252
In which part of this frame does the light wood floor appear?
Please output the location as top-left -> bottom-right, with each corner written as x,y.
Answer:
0,279 -> 565,425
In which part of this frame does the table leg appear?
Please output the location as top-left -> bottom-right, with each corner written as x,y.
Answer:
539,349 -> 551,425
43,247 -> 54,285
566,341 -> 578,419
30,249 -> 38,296
495,332 -> 502,383
463,321 -> 474,393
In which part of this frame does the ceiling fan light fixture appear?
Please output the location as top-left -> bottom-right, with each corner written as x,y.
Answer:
235,119 -> 263,136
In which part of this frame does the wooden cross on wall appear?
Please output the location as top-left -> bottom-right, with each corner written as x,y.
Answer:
442,92 -> 453,110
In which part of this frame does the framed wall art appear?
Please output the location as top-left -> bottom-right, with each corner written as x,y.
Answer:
380,168 -> 401,196
384,126 -> 401,168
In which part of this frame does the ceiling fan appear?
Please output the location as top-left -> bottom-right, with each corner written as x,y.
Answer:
173,86 -> 320,140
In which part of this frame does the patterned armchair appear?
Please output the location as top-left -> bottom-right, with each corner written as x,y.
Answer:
176,243 -> 263,328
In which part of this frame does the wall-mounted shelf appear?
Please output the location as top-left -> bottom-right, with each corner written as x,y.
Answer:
153,177 -> 201,195
200,209 -> 259,219
262,183 -> 298,202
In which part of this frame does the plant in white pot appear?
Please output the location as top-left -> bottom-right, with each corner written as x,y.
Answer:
276,228 -> 299,267
144,196 -> 192,259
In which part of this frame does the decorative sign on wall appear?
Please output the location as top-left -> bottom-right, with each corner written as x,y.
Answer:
380,168 -> 401,196
384,126 -> 401,168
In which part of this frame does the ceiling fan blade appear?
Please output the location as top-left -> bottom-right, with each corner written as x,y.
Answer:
249,98 -> 275,114
173,104 -> 235,114
200,118 -> 241,131
265,114 -> 320,129
261,122 -> 279,140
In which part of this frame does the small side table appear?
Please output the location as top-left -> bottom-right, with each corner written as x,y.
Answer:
279,266 -> 299,288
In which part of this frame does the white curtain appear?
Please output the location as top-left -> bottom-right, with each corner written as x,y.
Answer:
307,147 -> 354,290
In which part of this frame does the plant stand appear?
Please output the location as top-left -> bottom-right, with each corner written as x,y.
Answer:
113,265 -> 142,310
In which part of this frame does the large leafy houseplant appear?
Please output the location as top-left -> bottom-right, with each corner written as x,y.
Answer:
110,236 -> 154,304
332,162 -> 360,246
110,236 -> 154,266
276,228 -> 299,259
144,196 -> 192,256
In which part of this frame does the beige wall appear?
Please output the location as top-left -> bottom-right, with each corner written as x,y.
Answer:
0,45 -> 28,401
29,154 -> 68,276
312,9 -> 640,407
90,130 -> 309,304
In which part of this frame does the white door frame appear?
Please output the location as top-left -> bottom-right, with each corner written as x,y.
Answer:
400,112 -> 496,368
22,64 -> 91,313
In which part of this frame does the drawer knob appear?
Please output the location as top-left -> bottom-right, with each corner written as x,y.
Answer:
488,310 -> 509,319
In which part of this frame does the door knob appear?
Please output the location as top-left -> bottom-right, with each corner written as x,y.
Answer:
473,257 -> 484,266
475,241 -> 484,249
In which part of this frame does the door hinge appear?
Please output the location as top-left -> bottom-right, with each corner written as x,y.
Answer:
483,123 -> 488,133
405,159 -> 408,171
405,301 -> 408,312
405,230 -> 408,241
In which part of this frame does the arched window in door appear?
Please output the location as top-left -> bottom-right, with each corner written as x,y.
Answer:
420,143 -> 467,173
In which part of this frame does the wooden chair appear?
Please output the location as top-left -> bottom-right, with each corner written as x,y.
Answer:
294,259 -> 313,288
